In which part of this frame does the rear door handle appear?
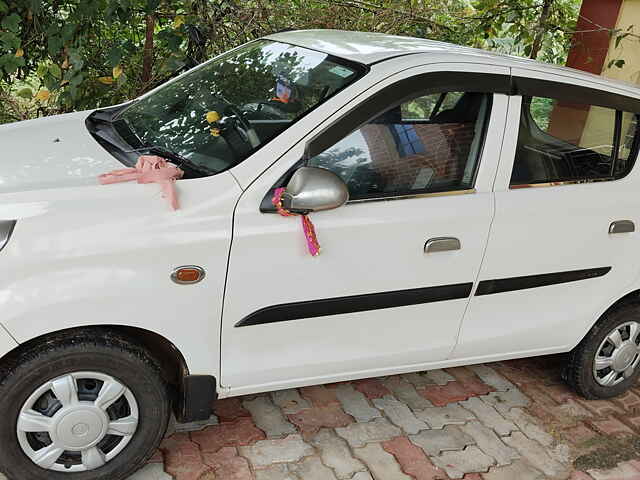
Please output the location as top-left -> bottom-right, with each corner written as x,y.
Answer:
609,220 -> 635,234
424,237 -> 461,253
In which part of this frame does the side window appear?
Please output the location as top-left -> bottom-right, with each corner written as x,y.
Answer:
307,92 -> 492,200
511,95 -> 640,186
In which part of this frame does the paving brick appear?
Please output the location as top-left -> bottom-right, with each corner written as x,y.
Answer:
243,396 -> 296,438
351,473 -> 374,480
336,417 -> 402,448
409,425 -> 474,456
460,397 -> 517,436
287,404 -> 353,439
255,464 -> 297,480
588,461 -> 640,480
383,376 -> 434,410
202,446 -> 252,480
549,400 -> 593,423
335,384 -> 382,423
414,404 -> 476,429
425,369 -> 456,385
483,388 -> 531,414
621,414 -> 640,431
290,456 -> 338,480
612,390 -> 640,412
300,385 -> 339,407
503,408 -> 554,447
128,463 -> 173,480
504,432 -> 568,478
577,399 -> 624,417
310,428 -> 366,479
271,389 -> 311,414
160,433 -> 212,480
569,473 -> 594,480
560,423 -> 599,446
354,443 -> 413,480
373,395 -> 429,434
382,436 -> 448,480
468,365 -> 515,392
192,417 -> 266,453
215,397 -> 251,423
482,459 -> 546,480
174,415 -> 219,433
446,367 -> 479,383
431,445 -> 495,479
460,421 -> 519,466
544,384 -> 581,404
493,364 -> 540,386
588,417 -> 635,436
238,434 -> 313,467
354,377 -> 392,399
421,382 -> 477,406
404,372 -> 438,388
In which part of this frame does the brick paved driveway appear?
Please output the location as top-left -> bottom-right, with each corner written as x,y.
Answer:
129,355 -> 640,480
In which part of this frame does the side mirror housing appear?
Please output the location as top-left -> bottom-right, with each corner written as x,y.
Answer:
281,167 -> 349,213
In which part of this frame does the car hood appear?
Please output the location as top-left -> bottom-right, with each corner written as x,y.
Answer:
0,110 -> 123,194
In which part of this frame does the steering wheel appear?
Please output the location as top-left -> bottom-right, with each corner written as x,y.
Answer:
224,105 -> 261,149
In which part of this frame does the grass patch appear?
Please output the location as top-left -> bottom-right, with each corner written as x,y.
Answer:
573,435 -> 640,471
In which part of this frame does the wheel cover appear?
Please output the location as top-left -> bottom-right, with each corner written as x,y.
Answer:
593,321 -> 640,387
17,372 -> 139,473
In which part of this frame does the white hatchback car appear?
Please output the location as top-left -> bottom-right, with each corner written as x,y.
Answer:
1,29 -> 640,479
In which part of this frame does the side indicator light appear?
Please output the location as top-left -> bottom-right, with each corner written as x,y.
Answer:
171,266 -> 206,285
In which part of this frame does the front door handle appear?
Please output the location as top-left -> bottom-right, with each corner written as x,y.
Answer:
424,237 -> 461,254
609,220 -> 635,234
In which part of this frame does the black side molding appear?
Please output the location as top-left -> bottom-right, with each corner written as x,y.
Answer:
178,375 -> 217,422
0,220 -> 16,253
235,282 -> 473,327
475,267 -> 612,296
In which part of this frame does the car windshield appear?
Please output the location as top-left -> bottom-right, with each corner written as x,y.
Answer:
114,40 -> 363,175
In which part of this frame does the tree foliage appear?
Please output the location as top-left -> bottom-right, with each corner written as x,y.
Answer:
0,0 -> 582,124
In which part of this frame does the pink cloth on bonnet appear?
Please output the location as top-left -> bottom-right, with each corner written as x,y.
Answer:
98,155 -> 184,210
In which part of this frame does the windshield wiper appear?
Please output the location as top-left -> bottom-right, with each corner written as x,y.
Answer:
127,145 -> 215,177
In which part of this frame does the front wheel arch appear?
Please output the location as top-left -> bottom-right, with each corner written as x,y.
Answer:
0,325 -> 213,422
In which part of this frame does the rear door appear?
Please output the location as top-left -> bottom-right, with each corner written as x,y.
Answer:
221,63 -> 510,393
456,69 -> 640,362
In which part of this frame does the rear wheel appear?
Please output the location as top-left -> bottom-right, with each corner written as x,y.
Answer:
0,332 -> 170,480
567,303 -> 640,399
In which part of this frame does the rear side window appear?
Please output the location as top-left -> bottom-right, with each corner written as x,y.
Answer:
308,91 -> 492,200
511,96 -> 640,186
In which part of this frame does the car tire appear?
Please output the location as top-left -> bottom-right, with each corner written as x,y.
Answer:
566,303 -> 640,399
0,330 -> 170,480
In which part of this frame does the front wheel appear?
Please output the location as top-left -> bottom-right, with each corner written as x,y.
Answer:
0,332 -> 170,480
566,303 -> 640,399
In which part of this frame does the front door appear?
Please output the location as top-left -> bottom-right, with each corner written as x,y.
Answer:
456,70 -> 640,365
221,65 -> 510,393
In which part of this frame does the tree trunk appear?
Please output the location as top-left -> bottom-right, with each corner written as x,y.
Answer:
530,0 -> 554,59
141,13 -> 155,87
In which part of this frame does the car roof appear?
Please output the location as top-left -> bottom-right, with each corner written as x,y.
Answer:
264,29 -> 640,96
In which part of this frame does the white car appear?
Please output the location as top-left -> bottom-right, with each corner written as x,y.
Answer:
1,29 -> 639,479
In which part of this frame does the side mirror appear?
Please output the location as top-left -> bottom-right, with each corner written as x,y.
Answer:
281,167 -> 349,213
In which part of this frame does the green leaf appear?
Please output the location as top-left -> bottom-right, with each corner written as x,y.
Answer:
0,1 -> 8,14
614,59 -> 626,69
0,53 -> 24,74
0,31 -> 20,50
49,63 -> 62,79
1,13 -> 21,32
48,36 -> 63,56
107,46 -> 123,68
16,87 -> 33,99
